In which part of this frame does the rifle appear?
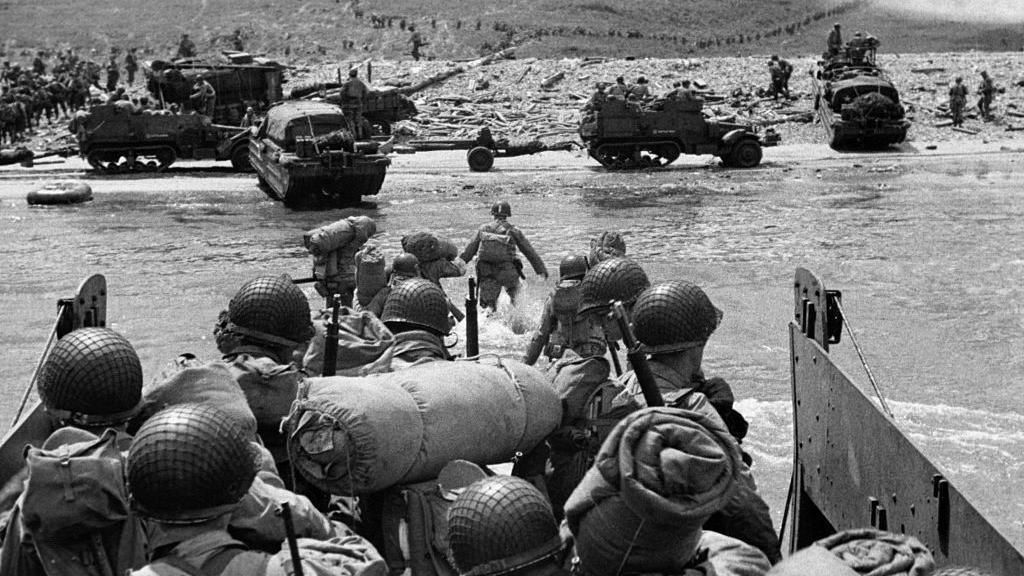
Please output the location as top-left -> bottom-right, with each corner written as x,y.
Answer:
277,502 -> 306,576
465,278 -> 479,357
606,338 -> 623,377
611,301 -> 662,407
291,276 -> 318,284
321,296 -> 341,377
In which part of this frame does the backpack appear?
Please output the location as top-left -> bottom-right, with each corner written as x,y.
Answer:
19,427 -> 146,576
477,229 -> 515,263
138,546 -> 268,576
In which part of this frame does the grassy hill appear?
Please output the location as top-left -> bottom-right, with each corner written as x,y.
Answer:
1,0 -> 1022,62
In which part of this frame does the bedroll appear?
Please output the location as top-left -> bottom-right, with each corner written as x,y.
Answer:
286,358 -> 562,494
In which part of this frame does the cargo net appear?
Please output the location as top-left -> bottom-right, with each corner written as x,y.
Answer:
841,92 -> 904,122
313,129 -> 355,152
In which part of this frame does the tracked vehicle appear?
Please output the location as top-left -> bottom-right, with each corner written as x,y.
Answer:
70,104 -> 251,172
249,101 -> 391,208
579,97 -> 779,169
811,35 -> 911,149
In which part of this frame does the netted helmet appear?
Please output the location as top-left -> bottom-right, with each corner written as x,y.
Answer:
448,476 -> 562,576
227,275 -> 314,348
559,254 -> 589,280
127,403 -> 259,523
392,252 -> 420,276
381,278 -> 449,335
490,201 -> 511,218
578,257 -> 650,314
38,327 -> 142,426
632,281 -> 722,353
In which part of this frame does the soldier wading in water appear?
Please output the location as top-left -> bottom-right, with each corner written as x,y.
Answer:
460,201 -> 548,312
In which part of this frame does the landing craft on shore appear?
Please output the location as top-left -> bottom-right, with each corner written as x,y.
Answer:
3,270 -> 1021,574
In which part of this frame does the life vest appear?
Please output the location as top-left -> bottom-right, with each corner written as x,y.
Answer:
477,225 -> 515,263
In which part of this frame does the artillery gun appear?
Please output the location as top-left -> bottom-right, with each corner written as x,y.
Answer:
578,96 -> 779,169
811,34 -> 911,149
406,127 -> 575,172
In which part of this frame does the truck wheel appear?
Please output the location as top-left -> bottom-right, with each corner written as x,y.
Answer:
230,145 -> 253,172
467,147 -> 494,172
729,139 -> 763,168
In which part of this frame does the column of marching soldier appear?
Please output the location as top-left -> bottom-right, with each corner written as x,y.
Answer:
0,202 -> 954,576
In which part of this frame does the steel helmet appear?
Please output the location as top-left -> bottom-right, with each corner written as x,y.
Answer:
578,257 -> 650,314
447,476 -> 562,576
38,327 -> 142,426
392,252 -> 420,277
127,403 -> 259,523
490,201 -> 512,218
227,275 -> 314,348
559,254 -> 589,280
381,278 -> 450,335
632,281 -> 722,353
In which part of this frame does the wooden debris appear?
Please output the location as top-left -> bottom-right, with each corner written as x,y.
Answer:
540,71 -> 565,89
933,120 -> 954,128
911,67 -> 946,74
952,126 -> 980,135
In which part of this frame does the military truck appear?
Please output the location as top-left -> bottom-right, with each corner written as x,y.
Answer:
144,53 -> 285,126
70,104 -> 251,172
579,97 -> 780,169
248,101 -> 391,208
811,34 -> 911,149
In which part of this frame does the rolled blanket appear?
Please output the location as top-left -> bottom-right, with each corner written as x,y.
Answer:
564,407 -> 743,576
818,529 -> 934,576
768,529 -> 935,576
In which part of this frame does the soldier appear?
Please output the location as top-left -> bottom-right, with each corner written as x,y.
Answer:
124,48 -> 138,85
949,76 -> 968,127
978,70 -> 995,121
307,216 -> 377,307
606,75 -> 628,98
524,254 -> 606,365
239,106 -> 257,128
447,476 -> 568,576
402,232 -> 467,321
126,404 -> 388,576
105,55 -> 120,93
408,25 -> 428,61
177,33 -> 197,59
214,275 -> 313,472
341,68 -> 370,134
363,252 -> 420,318
610,281 -> 781,563
31,51 -> 45,76
460,201 -> 549,312
0,327 -> 149,576
378,278 -> 453,367
629,76 -> 651,100
827,23 -> 842,56
771,54 -> 792,98
190,77 -> 216,116
582,82 -> 606,115
565,407 -> 772,576
231,28 -> 245,51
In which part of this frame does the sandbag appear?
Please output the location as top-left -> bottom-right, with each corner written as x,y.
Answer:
286,358 -> 561,495
355,245 -> 387,306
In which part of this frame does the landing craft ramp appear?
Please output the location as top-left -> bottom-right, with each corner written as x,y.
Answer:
786,268 -> 1024,574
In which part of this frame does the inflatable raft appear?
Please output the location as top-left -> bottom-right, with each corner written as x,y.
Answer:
26,181 -> 93,206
